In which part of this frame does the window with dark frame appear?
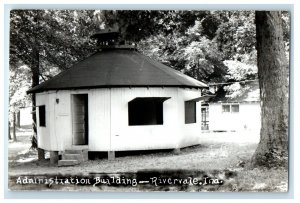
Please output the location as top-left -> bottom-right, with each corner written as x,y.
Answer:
222,104 -> 230,113
231,104 -> 239,112
185,101 -> 196,124
39,105 -> 46,127
128,97 -> 169,126
222,104 -> 239,113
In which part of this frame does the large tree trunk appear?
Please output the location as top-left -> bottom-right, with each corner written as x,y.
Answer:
251,11 -> 289,168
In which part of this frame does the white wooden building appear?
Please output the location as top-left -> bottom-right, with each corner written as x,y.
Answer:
19,107 -> 32,127
27,31 -> 208,163
204,81 -> 261,132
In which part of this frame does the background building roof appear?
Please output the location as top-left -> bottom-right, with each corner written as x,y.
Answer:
209,80 -> 260,103
28,49 -> 207,93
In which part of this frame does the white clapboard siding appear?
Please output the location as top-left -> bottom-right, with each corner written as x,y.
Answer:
209,102 -> 261,131
36,87 -> 203,152
19,107 -> 32,126
110,87 -> 179,151
177,88 -> 202,148
36,92 -> 56,150
88,89 -> 111,151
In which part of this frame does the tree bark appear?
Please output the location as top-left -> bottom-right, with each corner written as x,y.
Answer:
13,112 -> 17,142
251,11 -> 289,168
32,11 -> 45,160
17,111 -> 20,127
32,47 -> 45,160
8,121 -> 12,140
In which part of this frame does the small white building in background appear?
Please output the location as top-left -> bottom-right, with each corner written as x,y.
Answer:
202,80 -> 261,132
19,107 -> 32,126
27,31 -> 208,162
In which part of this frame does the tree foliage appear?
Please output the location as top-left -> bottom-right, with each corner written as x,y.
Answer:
9,10 -> 102,117
9,10 -> 289,165
138,11 -> 257,83
9,65 -> 31,112
9,10 -> 264,123
10,10 -> 262,92
10,10 -> 100,74
9,10 -> 101,149
9,9 -> 290,92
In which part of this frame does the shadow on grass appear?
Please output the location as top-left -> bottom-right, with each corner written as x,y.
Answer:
88,144 -> 210,160
8,141 -> 288,192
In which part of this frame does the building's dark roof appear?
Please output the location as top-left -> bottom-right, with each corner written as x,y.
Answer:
28,49 -> 207,93
209,80 -> 260,103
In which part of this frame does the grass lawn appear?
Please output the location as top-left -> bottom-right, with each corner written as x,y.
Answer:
8,129 -> 288,192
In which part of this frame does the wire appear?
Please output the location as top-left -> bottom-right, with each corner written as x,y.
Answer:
208,79 -> 258,86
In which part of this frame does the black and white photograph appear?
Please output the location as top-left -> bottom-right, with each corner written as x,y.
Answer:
7,9 -> 290,193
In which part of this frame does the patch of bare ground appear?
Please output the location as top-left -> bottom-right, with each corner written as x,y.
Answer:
8,130 -> 288,192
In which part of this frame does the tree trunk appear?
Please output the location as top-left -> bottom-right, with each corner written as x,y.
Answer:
251,11 -> 289,168
8,121 -> 11,140
13,112 -> 17,142
32,11 -> 45,160
32,47 -> 45,160
17,111 -> 20,127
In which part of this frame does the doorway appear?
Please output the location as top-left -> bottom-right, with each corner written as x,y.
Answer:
72,94 -> 88,145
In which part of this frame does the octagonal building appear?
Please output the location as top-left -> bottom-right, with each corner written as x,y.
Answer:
27,31 -> 208,162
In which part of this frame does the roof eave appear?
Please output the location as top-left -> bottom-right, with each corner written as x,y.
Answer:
27,84 -> 207,94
